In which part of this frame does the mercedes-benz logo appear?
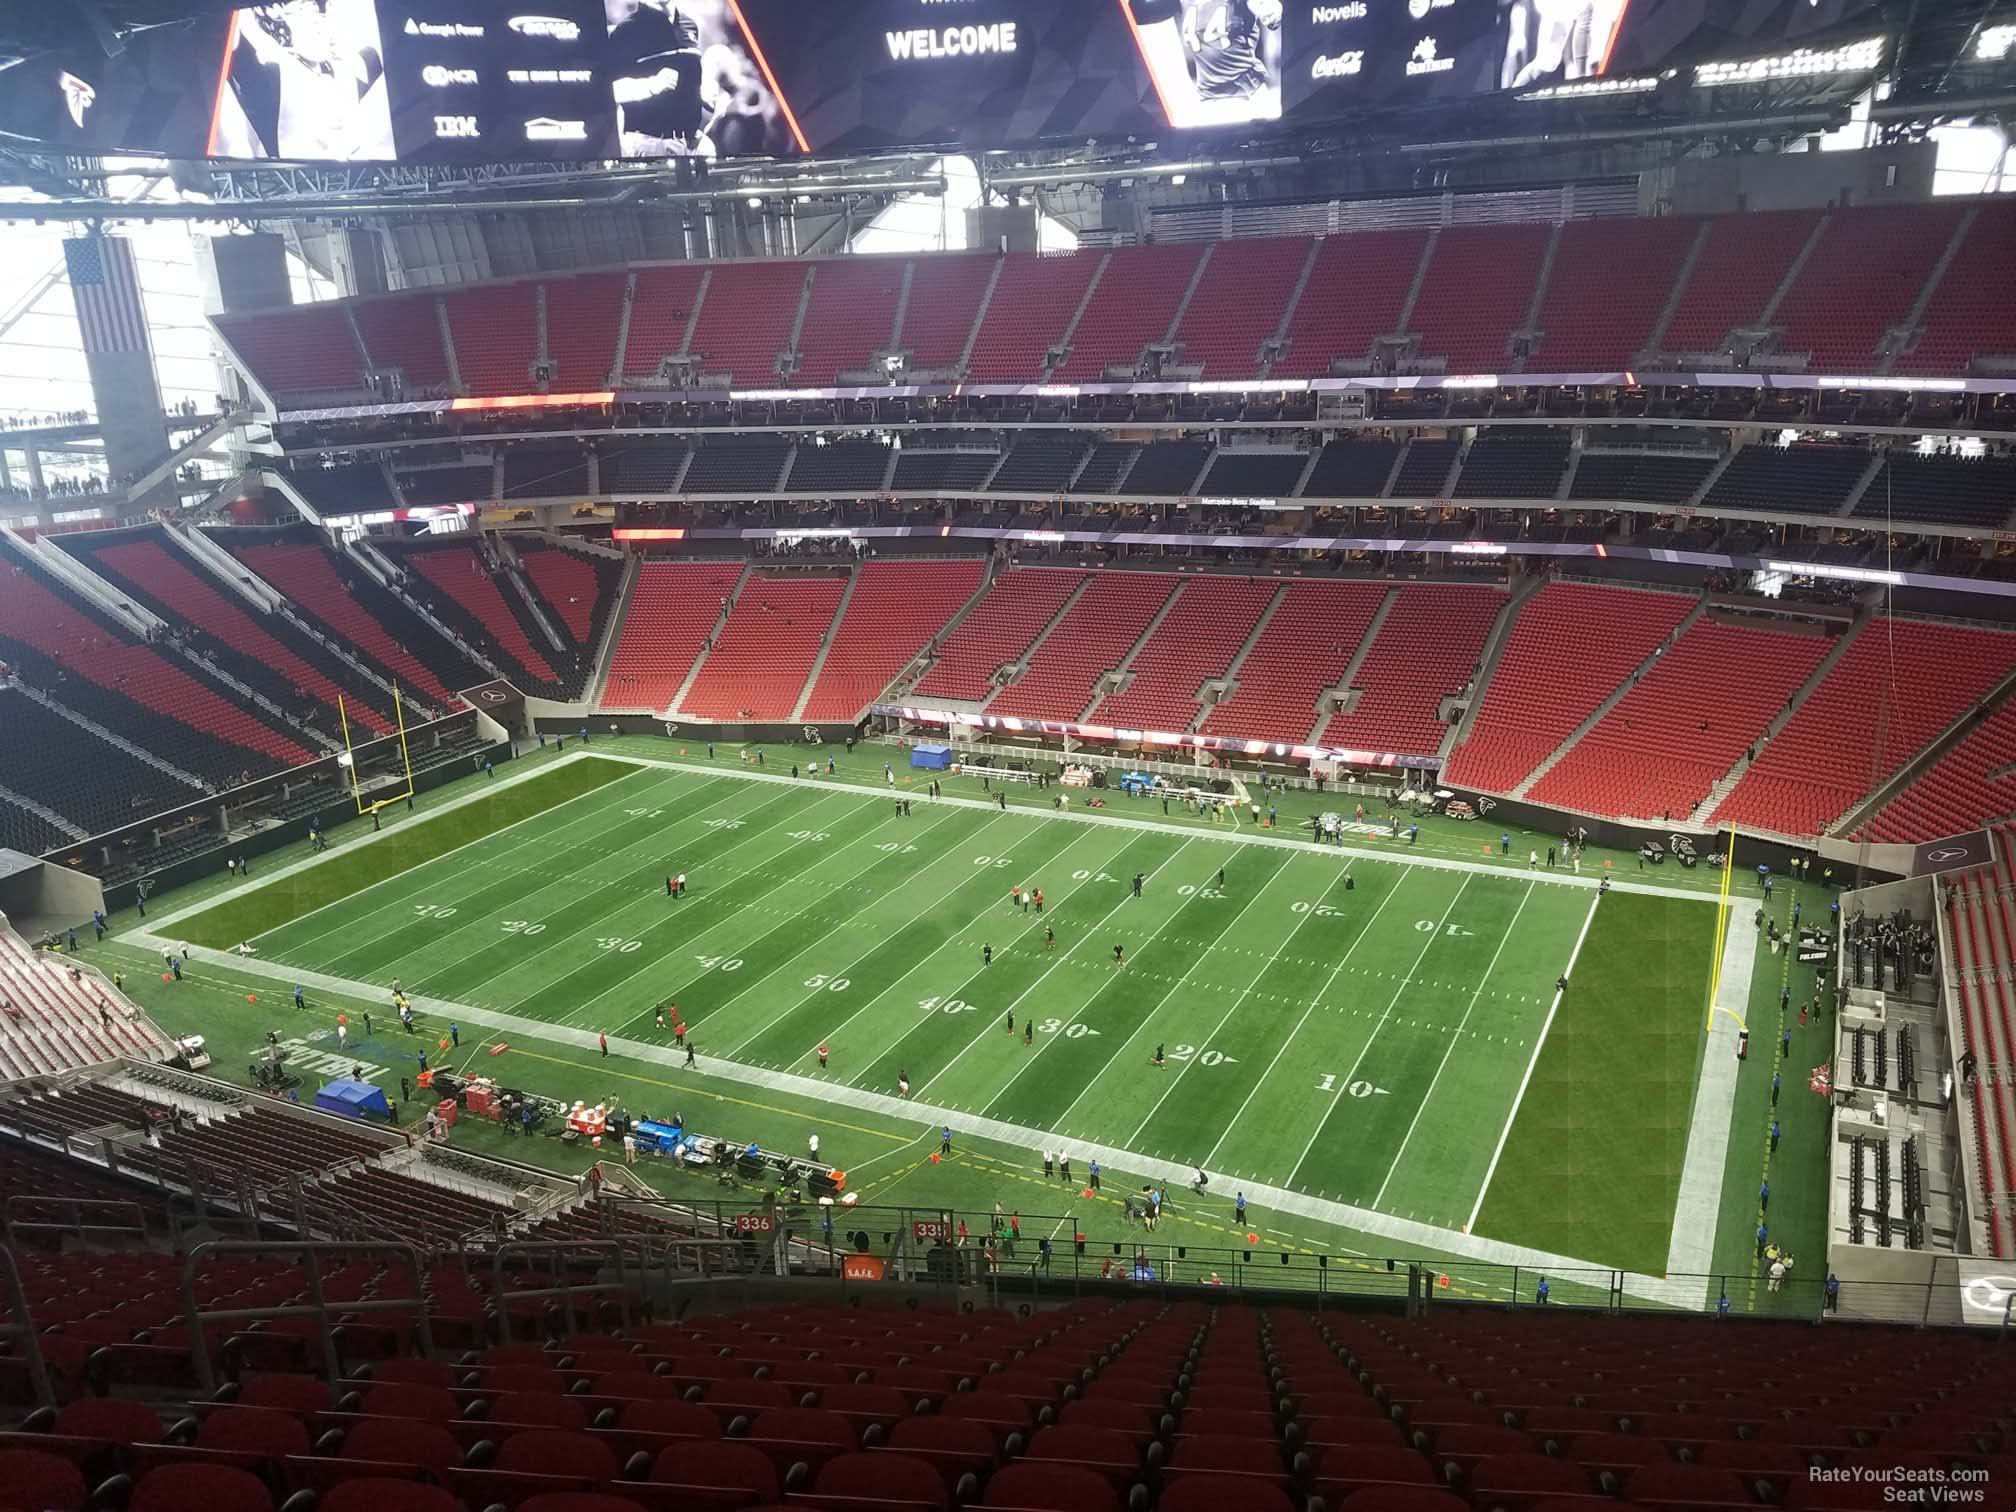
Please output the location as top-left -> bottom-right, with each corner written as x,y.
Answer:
1924,846 -> 1970,862
478,689 -> 508,703
1963,1275 -> 2016,1313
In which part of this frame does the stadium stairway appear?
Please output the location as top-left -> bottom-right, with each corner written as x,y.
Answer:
1198,582 -> 1389,746
1941,852 -> 2016,1258
681,573 -> 849,721
986,573 -> 1180,722
582,552 -> 640,711
1859,695 -> 2016,844
1090,576 -> 1281,734
1683,612 -> 1868,828
913,568 -> 1091,705
786,564 -> 860,721
797,559 -> 989,723
1190,584 -> 1289,731
1507,591 -> 1709,799
595,560 -> 745,714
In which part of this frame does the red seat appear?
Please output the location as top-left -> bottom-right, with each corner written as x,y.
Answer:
814,1450 -> 950,1512
232,1373 -> 335,1413
495,1430 -> 620,1481
1342,1491 -> 1471,1512
197,1406 -> 313,1458
649,1440 -> 779,1501
1168,1437 -> 1283,1476
363,1383 -> 458,1421
0,1447 -> 88,1512
1179,1409 -> 1278,1442
885,1415 -> 1002,1483
978,1460 -> 1120,1512
1470,1455 -> 1599,1512
1060,1400 -> 1165,1436
339,1417 -> 460,1467
1566,1433 -> 1673,1470
1159,1475 -> 1296,1512
130,1463 -> 274,1512
316,1480 -> 460,1512
748,1407 -> 856,1451
1315,1444 -> 1442,1491
483,1393 -> 589,1431
614,1398 -> 721,1439
369,1359 -> 461,1388
517,1497 -> 647,1512
49,1397 -> 162,1444
1625,1463 -> 1754,1510
1027,1423 -> 1143,1469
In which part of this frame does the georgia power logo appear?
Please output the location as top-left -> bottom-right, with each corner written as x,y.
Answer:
509,15 -> 582,41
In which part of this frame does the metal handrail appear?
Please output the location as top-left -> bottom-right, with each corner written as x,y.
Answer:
3,1195 -> 150,1247
0,1245 -> 53,1409
178,1238 -> 433,1391
489,1238 -> 635,1343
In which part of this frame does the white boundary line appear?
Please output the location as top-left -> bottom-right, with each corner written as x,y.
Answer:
1465,891 -> 1602,1233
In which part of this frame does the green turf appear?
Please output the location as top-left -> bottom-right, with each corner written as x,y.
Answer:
1470,890 -> 1717,1275
177,757 -> 631,950
97,740 -> 1778,1307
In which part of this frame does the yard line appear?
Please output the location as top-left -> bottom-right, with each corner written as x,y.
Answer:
1370,879 -> 1536,1211
427,785 -> 872,1002
254,761 -> 675,949
913,838 -> 1197,1098
1284,873 -> 1474,1188
1123,862 -> 1354,1149
717,810 -> 1059,1056
1202,861 -> 1397,1170
325,775 -> 751,977
1464,891 -> 1602,1234
986,849 -> 1271,1127
683,808 -> 1012,1043
786,824 -> 1137,1070
142,749 -> 612,938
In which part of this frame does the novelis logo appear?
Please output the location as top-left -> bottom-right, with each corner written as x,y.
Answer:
1311,50 -> 1363,78
1311,2 -> 1366,20
509,15 -> 582,41
422,65 -> 477,86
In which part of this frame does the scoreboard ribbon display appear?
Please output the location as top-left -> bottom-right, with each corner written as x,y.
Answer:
0,0 -> 1884,163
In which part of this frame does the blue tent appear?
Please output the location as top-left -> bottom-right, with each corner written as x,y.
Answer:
910,744 -> 953,770
315,1078 -> 392,1120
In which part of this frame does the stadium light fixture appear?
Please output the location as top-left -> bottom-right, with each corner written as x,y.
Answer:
1694,36 -> 1885,87
1518,73 -> 1661,101
1978,25 -> 2015,61
746,195 -> 764,209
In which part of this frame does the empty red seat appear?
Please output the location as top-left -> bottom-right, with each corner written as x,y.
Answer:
1315,1444 -> 1442,1492
885,1414 -> 1002,1484
362,1383 -> 458,1421
1625,1462 -> 1755,1510
482,1392 -> 588,1431
495,1430 -> 620,1481
814,1450 -> 950,1511
1470,1454 -> 1599,1512
1342,1491 -> 1471,1512
1168,1436 -> 1285,1476
649,1440 -> 779,1501
130,1463 -> 274,1512
196,1405 -> 313,1458
0,1448 -> 88,1512
368,1359 -> 461,1389
978,1460 -> 1120,1512
230,1373 -> 335,1414
50,1396 -> 164,1444
1566,1433 -> 1673,1469
517,1496 -> 647,1512
317,1480 -> 459,1512
1159,1475 -> 1296,1512
614,1398 -> 720,1439
339,1416 -> 460,1468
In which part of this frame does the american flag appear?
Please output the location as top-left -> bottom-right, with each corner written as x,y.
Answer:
64,236 -> 150,355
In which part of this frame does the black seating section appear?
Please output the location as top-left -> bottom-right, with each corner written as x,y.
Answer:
991,438 -> 1092,492
388,539 -> 578,699
517,546 -> 623,682
0,791 -> 67,857
266,1168 -> 515,1249
1070,442 -> 1142,493
1570,452 -> 1719,503
279,463 -> 387,515
397,465 -> 495,507
326,561 -> 491,704
1124,442 -> 1213,495
1704,443 -> 1873,515
890,450 -> 997,490
1302,441 -> 1402,499
501,448 -> 592,499
1389,439 -> 1461,496
682,438 -> 791,494
1196,451 -> 1307,498
785,442 -> 892,492
1855,451 -> 2016,529
599,443 -> 689,494
0,687 -> 196,840
1453,432 -> 1572,498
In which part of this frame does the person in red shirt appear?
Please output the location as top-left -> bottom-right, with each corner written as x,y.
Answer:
599,1031 -> 609,1057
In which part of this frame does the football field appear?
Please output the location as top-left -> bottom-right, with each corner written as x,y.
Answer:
152,748 -> 1720,1280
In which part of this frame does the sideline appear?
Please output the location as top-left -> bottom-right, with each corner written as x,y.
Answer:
1665,907 -> 1755,1292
